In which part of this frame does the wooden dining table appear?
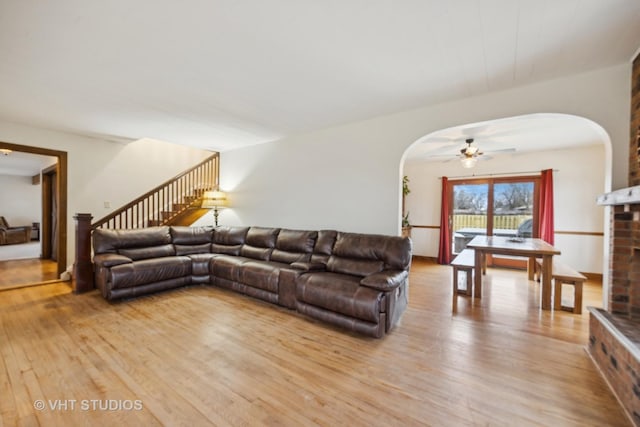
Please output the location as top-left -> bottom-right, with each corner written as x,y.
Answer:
466,235 -> 561,310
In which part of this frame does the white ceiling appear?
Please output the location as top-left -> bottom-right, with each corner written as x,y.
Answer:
0,151 -> 56,176
0,1 -> 639,153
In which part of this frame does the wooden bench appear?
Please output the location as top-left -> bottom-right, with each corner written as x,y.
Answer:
535,259 -> 585,314
451,249 -> 475,300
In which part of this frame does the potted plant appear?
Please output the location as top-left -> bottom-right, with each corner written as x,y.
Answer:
402,176 -> 412,238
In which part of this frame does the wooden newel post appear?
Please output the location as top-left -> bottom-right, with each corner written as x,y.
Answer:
73,213 -> 94,293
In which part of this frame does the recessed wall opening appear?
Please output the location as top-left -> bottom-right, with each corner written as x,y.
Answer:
0,141 -> 67,289
399,112 -> 612,301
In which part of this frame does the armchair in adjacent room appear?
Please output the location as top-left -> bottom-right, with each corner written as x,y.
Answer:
0,216 -> 31,245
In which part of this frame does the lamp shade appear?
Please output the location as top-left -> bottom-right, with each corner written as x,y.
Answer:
201,190 -> 228,208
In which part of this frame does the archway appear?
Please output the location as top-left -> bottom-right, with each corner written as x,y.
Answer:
400,113 -> 613,307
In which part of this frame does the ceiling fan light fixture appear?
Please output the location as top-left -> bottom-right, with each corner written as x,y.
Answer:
460,138 -> 482,157
0,148 -> 12,156
461,157 -> 477,168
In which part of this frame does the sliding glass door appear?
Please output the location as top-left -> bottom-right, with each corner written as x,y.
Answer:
451,181 -> 489,254
449,176 -> 539,268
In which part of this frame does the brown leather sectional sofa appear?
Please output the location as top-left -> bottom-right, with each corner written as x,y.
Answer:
93,225 -> 412,338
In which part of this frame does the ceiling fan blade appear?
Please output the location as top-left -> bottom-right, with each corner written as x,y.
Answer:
483,148 -> 516,154
461,124 -> 490,137
426,153 -> 460,158
442,156 -> 462,163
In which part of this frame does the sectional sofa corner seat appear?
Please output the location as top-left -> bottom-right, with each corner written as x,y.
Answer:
92,225 -> 412,338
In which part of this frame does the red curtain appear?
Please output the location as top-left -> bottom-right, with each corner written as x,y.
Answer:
538,169 -> 554,245
437,177 -> 451,264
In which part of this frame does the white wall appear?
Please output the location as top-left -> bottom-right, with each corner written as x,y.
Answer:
0,62 -> 632,277
72,137 -> 213,222
404,144 -> 605,274
219,64 -> 629,236
0,174 -> 41,226
0,123 -> 213,270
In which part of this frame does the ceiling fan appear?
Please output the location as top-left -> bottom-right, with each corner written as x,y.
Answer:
460,138 -> 482,157
459,138 -> 482,168
417,132 -> 517,166
452,137 -> 516,168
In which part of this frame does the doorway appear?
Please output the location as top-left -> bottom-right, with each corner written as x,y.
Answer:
448,176 -> 539,269
0,141 -> 67,282
42,164 -> 59,262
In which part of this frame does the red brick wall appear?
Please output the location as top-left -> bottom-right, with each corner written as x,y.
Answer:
611,207 -> 631,316
588,311 -> 640,426
609,204 -> 640,320
611,206 -> 638,317
613,52 -> 640,318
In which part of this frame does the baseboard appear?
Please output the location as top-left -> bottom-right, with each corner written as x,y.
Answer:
412,255 -> 437,263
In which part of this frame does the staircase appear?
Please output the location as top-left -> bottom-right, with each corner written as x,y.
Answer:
92,154 -> 219,230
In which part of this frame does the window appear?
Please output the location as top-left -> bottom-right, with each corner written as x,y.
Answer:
449,176 -> 539,268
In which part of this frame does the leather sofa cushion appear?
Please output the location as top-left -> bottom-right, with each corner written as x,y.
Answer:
246,227 -> 280,248
311,230 -> 337,264
380,236 -> 413,270
271,249 -> 309,264
119,244 -> 176,261
211,226 -> 248,256
271,229 -> 317,263
187,253 -> 216,276
240,245 -> 272,261
110,256 -> 192,289
275,229 -> 317,252
212,243 -> 242,256
333,232 -> 412,270
93,227 -> 171,254
175,243 -> 211,256
93,226 -> 171,254
238,228 -> 278,261
213,226 -> 249,245
210,255 -> 250,282
327,256 -> 384,277
171,226 -> 213,245
291,262 -> 326,272
239,260 -> 289,293
360,270 -> 408,291
296,272 -> 384,323
93,253 -> 131,268
314,230 -> 337,255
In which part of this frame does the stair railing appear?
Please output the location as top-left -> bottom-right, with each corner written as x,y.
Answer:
92,153 -> 219,230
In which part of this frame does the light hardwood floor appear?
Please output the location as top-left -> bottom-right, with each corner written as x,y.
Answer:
0,259 -> 58,291
0,259 -> 629,426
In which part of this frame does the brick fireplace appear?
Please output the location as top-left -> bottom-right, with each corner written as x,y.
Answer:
587,52 -> 640,426
589,199 -> 640,425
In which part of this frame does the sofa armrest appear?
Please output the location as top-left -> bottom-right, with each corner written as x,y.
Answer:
93,253 -> 132,268
360,270 -> 408,291
290,262 -> 326,272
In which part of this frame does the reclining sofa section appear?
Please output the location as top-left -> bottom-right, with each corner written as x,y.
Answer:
93,226 -> 412,338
